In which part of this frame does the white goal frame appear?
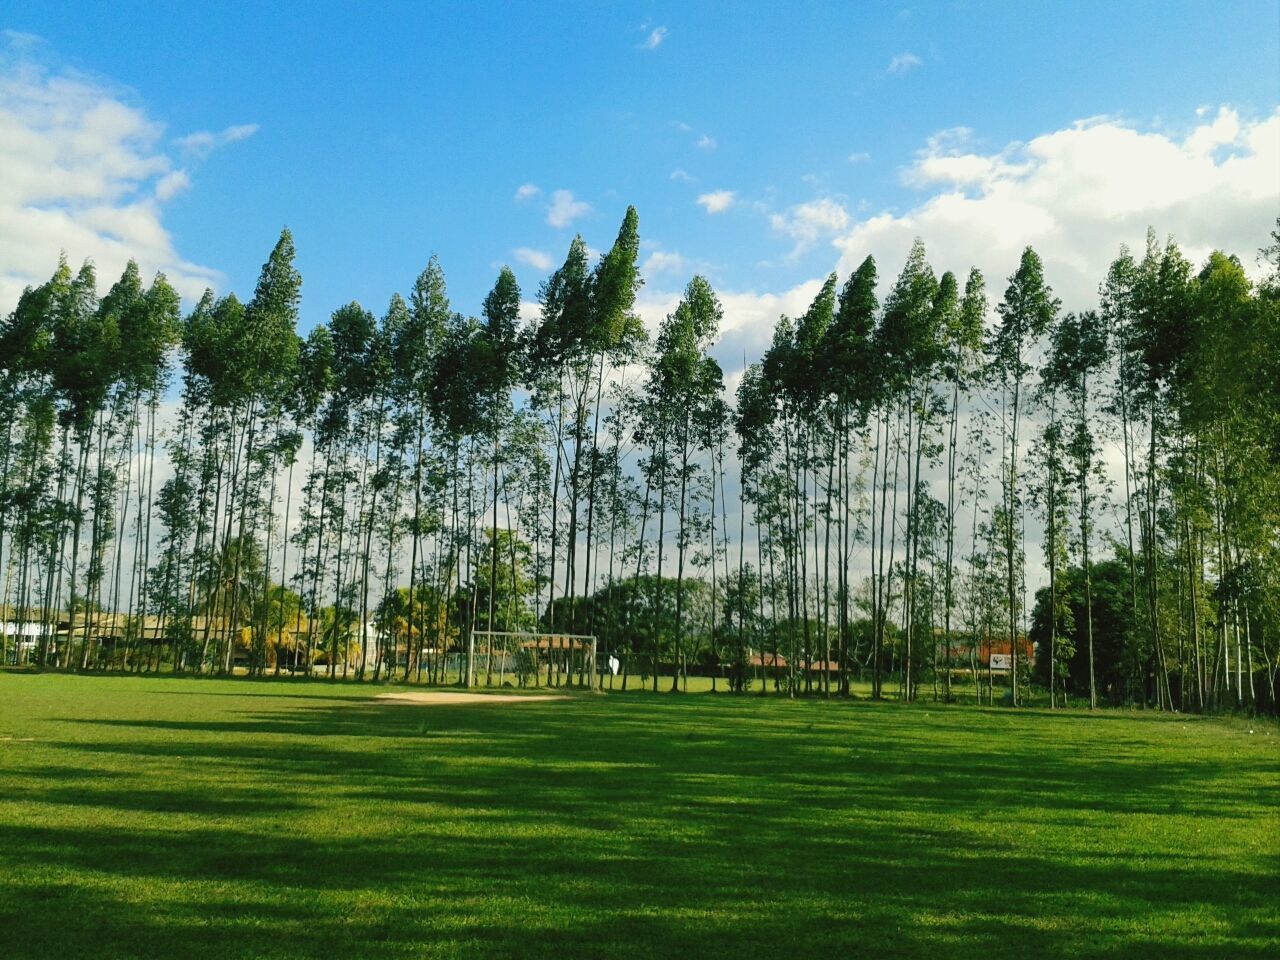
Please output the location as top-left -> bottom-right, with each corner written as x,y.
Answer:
467,630 -> 597,688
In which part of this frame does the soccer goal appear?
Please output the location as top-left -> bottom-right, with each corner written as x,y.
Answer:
467,630 -> 597,689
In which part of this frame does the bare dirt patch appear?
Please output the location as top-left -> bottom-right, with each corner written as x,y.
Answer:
374,691 -> 570,706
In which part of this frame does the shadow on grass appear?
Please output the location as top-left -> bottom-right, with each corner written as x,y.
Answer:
1,691 -> 1276,960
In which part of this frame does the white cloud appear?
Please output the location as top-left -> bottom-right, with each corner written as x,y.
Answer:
670,168 -> 695,182
770,197 -> 851,258
831,107 -> 1279,313
887,52 -> 922,74
643,250 -> 686,275
1184,106 -> 1241,157
696,134 -> 717,152
635,276 -> 826,381
513,247 -> 554,271
848,151 -> 871,163
546,188 -> 591,228
154,169 -> 190,201
639,26 -> 667,50
696,190 -> 736,214
514,182 -> 540,201
0,46 -> 221,312
174,122 -> 258,159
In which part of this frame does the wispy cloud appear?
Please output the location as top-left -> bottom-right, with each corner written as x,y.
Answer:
643,250 -> 686,275
696,190 -> 735,214
770,198 -> 850,258
514,182 -> 540,201
546,189 -> 591,228
670,168 -> 695,182
154,169 -> 191,202
848,151 -> 871,163
638,26 -> 667,50
174,123 -> 259,158
513,247 -> 554,271
887,52 -> 922,74
696,134 -> 717,152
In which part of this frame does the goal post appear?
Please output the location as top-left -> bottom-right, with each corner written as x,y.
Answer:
467,630 -> 597,689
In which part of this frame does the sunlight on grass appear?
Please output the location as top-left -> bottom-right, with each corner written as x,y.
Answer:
0,673 -> 1276,959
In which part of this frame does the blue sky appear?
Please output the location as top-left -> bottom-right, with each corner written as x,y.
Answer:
1,0 -> 1277,349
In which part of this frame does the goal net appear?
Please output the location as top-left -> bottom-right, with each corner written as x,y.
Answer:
467,630 -> 597,689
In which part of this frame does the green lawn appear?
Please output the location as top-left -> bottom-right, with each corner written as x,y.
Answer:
0,674 -> 1276,959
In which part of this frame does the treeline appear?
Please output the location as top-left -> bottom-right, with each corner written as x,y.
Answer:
1,210 -> 1276,712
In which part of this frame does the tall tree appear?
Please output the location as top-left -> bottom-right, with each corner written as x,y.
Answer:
989,246 -> 1059,705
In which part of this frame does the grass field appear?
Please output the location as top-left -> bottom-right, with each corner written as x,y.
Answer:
1,674 -> 1276,959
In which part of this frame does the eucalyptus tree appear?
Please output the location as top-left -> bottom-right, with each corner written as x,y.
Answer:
505,405 -> 554,649
346,301 -> 400,678
722,559 -> 764,692
758,316 -> 799,692
320,300 -> 379,676
429,310 -> 488,683
823,256 -> 879,695
0,269 -> 57,652
700,373 -> 732,693
874,240 -> 940,701
528,236 -> 592,631
153,290 -> 232,671
150,441 -> 196,668
1099,246 -> 1144,648
937,268 -> 986,700
185,290 -> 239,669
755,275 -> 848,696
477,267 -> 523,644
397,256 -> 450,678
1033,321 -> 1071,707
1044,310 -> 1110,708
754,277 -> 837,692
123,273 -> 182,665
989,246 -> 1059,704
580,208 -> 645,622
233,230 -> 301,670
45,259 -> 114,662
1125,233 -> 1190,707
733,361 -> 774,687
368,293 -> 410,678
790,274 -> 836,693
189,231 -> 302,673
289,324 -> 335,673
957,387 -> 998,701
114,270 -> 183,667
77,262 -> 139,662
595,373 -> 644,646
1184,248 -> 1277,710
523,214 -> 647,641
642,276 -> 725,690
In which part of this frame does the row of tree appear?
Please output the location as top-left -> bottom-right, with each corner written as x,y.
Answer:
1,211 -> 1276,711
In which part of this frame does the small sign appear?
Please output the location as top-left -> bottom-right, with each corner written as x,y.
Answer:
990,654 -> 1011,670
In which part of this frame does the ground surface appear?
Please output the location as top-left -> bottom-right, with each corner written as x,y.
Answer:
375,690 -> 571,705
0,673 -> 1276,960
